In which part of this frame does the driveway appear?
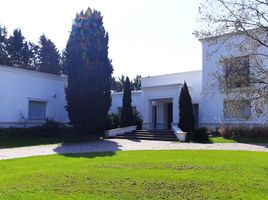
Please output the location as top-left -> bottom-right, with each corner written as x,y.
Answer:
0,139 -> 267,160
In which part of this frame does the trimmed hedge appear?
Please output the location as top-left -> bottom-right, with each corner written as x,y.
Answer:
192,127 -> 209,143
0,120 -> 74,139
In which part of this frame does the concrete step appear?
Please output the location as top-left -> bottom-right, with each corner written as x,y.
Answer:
115,135 -> 178,141
114,130 -> 178,141
119,133 -> 177,138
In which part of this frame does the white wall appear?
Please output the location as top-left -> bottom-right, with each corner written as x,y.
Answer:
200,34 -> 268,127
110,91 -> 142,115
0,65 -> 69,127
141,71 -> 202,129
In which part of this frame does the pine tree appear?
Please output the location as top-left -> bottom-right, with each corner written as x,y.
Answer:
120,77 -> 134,127
38,34 -> 61,75
6,29 -> 26,67
65,8 -> 113,135
0,25 -> 10,65
179,81 -> 195,132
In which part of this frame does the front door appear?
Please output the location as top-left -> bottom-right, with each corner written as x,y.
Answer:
167,103 -> 173,130
152,105 -> 157,129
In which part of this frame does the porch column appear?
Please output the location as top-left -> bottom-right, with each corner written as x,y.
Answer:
172,97 -> 179,127
142,100 -> 152,130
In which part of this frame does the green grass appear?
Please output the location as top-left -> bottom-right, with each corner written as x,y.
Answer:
210,136 -> 268,143
209,137 -> 237,143
0,150 -> 268,199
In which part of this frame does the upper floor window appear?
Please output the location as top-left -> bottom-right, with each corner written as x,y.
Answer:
224,99 -> 251,119
28,100 -> 46,120
224,56 -> 250,89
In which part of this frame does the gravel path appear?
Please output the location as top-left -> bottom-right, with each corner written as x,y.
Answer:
0,139 -> 267,160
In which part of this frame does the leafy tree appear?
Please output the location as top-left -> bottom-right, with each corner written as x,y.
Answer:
179,81 -> 195,132
133,75 -> 141,90
0,25 -> 10,65
195,0 -> 268,115
120,77 -> 134,127
111,75 -> 141,92
65,8 -> 113,135
6,29 -> 31,68
111,76 -> 122,92
38,34 -> 61,75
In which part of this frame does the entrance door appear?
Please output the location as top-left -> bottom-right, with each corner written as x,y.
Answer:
167,103 -> 173,130
152,105 -> 157,129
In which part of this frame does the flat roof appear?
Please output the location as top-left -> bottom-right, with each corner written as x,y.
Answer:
0,65 -> 67,81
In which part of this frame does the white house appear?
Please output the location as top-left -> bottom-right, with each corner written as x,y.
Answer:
110,71 -> 202,130
200,33 -> 268,128
0,65 -> 68,127
0,32 -> 267,130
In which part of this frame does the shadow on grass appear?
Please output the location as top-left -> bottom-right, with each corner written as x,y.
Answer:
53,139 -> 122,158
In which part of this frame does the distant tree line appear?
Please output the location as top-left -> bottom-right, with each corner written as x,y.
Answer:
111,75 -> 141,92
0,25 -> 61,75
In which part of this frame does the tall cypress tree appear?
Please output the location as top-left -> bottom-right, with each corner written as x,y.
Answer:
65,8 -> 113,135
38,34 -> 61,75
179,81 -> 195,132
120,77 -> 134,127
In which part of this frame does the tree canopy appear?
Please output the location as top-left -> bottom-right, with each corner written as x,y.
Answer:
0,25 -> 10,65
111,75 -> 141,92
38,34 -> 61,75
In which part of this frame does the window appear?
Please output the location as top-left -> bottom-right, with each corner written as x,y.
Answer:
28,101 -> 46,120
224,56 -> 250,89
224,99 -> 251,119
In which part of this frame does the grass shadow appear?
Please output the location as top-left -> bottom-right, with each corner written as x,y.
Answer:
53,139 -> 122,158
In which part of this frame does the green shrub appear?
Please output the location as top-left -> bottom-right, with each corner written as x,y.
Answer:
105,113 -> 120,130
0,120 -> 74,139
133,110 -> 143,130
106,111 -> 143,130
192,127 -> 209,143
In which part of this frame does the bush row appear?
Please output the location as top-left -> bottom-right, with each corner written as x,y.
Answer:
219,126 -> 268,139
105,110 -> 143,130
0,120 -> 74,139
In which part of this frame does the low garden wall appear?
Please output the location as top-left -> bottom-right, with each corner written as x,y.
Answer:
105,126 -> 137,137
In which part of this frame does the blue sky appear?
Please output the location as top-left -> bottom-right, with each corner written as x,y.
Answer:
0,0 -> 202,78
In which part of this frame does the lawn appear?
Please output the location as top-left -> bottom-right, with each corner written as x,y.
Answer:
210,136 -> 268,143
0,150 -> 268,200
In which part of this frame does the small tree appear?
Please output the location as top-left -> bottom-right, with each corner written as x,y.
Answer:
38,34 -> 61,75
120,77 -> 134,127
132,75 -> 141,90
179,81 -> 195,132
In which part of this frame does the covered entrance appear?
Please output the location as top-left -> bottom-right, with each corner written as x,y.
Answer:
144,98 -> 177,131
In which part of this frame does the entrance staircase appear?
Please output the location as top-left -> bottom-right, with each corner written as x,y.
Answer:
115,130 -> 178,141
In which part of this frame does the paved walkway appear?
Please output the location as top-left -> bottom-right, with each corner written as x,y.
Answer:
0,139 -> 267,160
